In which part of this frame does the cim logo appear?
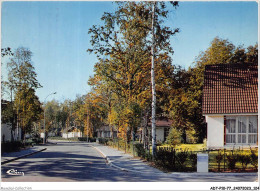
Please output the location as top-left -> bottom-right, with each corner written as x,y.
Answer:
6,169 -> 24,176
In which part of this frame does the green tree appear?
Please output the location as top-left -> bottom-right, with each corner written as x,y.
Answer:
166,127 -> 181,147
44,100 -> 60,133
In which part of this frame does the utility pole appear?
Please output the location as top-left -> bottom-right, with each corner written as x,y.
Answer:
151,1 -> 156,158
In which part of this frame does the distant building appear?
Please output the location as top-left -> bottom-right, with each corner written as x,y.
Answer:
147,118 -> 172,142
96,125 -> 117,138
61,126 -> 82,138
202,63 -> 258,149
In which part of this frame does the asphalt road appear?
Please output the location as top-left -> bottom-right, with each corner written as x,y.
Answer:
1,142 -> 258,182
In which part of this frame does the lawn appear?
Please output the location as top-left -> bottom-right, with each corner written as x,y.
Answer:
159,143 -> 206,151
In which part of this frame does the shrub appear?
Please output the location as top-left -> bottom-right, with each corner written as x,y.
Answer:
166,128 -> 181,147
250,149 -> 258,170
78,137 -> 96,142
226,153 -> 238,170
189,153 -> 197,169
1,141 -> 24,153
98,138 -> 110,145
32,137 -> 42,144
134,143 -> 146,158
176,150 -> 189,170
186,129 -> 198,144
155,147 -> 175,169
237,154 -> 251,170
216,151 -> 223,171
133,143 -> 152,161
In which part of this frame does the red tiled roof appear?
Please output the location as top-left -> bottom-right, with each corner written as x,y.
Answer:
148,119 -> 172,127
202,63 -> 258,115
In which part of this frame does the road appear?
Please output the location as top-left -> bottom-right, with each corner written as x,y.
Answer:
1,142 -> 258,182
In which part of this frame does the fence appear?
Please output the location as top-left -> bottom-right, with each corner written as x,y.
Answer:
207,148 -> 258,172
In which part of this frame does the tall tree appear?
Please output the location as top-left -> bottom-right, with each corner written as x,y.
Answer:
88,2 -> 179,155
1,47 -> 17,141
5,47 -> 43,140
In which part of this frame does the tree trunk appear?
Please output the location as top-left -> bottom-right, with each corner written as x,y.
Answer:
151,1 -> 157,158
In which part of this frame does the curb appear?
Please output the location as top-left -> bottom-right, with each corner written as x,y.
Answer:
1,148 -> 47,165
91,145 -> 140,173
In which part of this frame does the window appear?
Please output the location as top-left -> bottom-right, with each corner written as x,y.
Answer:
226,118 -> 236,143
225,116 -> 257,145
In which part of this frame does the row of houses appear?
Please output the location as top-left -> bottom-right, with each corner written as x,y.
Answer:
1,63 -> 258,149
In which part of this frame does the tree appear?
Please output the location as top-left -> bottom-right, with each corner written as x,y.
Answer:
4,47 -> 43,140
44,100 -> 60,134
166,127 -> 181,147
1,47 -> 16,141
88,2 -> 179,157
14,84 -> 42,139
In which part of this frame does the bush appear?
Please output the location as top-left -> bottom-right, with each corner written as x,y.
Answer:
237,154 -> 251,170
155,147 -> 175,168
155,147 -> 197,171
1,141 -> 24,154
186,129 -> 198,144
216,151 -> 223,171
166,128 -> 181,147
176,150 -> 189,170
98,138 -> 110,145
78,137 -> 96,142
250,149 -> 258,170
32,137 -> 42,144
189,153 -> 197,170
226,153 -> 238,170
133,143 -> 152,161
134,143 -> 146,158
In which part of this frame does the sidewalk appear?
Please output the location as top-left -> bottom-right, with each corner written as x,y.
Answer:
1,145 -> 47,164
91,143 -> 164,174
91,143 -> 258,179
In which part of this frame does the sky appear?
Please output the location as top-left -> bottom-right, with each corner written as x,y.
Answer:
1,1 -> 258,102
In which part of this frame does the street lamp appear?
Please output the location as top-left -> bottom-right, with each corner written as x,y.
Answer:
43,92 -> 57,144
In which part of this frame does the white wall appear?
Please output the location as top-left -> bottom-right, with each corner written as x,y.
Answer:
206,116 -> 224,149
156,127 -> 164,142
1,123 -> 22,142
62,132 -> 82,138
48,132 -> 56,137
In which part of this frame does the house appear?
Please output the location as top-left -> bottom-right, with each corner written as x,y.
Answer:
61,126 -> 83,138
202,63 -> 258,149
147,118 -> 172,142
96,125 -> 117,138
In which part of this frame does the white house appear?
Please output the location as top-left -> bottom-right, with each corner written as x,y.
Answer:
61,126 -> 83,139
147,118 -> 172,142
202,63 -> 258,149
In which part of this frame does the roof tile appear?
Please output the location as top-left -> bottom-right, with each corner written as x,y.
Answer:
202,63 -> 258,114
